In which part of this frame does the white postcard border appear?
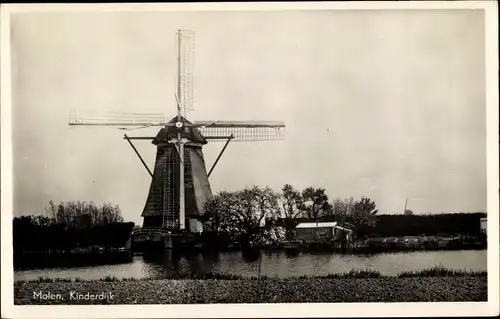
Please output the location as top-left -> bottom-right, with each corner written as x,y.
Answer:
1,1 -> 498,318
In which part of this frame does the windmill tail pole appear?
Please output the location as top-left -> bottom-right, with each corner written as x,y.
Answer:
208,134 -> 234,177
123,134 -> 153,178
178,132 -> 186,231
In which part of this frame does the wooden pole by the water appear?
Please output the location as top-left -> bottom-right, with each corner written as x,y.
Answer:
257,249 -> 263,301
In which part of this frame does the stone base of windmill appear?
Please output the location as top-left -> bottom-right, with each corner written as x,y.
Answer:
131,232 -> 180,251
162,233 -> 175,249
165,218 -> 204,249
131,216 -> 205,252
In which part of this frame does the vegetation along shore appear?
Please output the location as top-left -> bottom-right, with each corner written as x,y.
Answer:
15,267 -> 487,304
14,191 -> 486,261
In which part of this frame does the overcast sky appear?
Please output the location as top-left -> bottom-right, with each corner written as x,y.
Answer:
10,9 -> 486,224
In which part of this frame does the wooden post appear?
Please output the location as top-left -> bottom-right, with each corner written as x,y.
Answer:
123,134 -> 153,178
178,134 -> 185,231
257,249 -> 263,302
208,134 -> 234,177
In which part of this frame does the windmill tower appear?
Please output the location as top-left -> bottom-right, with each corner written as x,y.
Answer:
69,30 -> 286,235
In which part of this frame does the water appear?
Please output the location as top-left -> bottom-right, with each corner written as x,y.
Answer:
14,250 -> 487,281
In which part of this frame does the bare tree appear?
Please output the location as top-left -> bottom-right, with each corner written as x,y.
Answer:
87,201 -> 100,226
332,198 -> 348,222
43,200 -> 124,228
99,202 -> 123,225
281,184 -> 305,239
44,200 -> 58,221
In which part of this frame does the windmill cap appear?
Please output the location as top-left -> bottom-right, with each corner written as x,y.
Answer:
152,116 -> 207,145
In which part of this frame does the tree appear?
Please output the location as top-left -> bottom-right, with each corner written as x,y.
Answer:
44,200 -> 124,228
56,202 -> 70,227
202,190 -> 242,236
280,184 -> 305,239
352,197 -> 377,223
350,197 -> 378,238
32,215 -> 54,227
99,202 -> 123,225
331,198 -> 348,222
14,200 -> 131,254
45,200 -> 58,221
203,186 -> 282,247
301,187 -> 332,223
87,201 -> 101,226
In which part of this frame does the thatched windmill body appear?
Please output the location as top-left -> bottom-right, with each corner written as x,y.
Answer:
69,30 -> 286,234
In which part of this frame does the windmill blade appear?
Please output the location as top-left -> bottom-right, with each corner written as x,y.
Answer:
194,121 -> 285,128
70,120 -> 167,127
118,124 -> 154,131
196,120 -> 220,129
177,30 -> 195,114
175,92 -> 181,113
197,121 -> 286,142
69,110 -> 169,127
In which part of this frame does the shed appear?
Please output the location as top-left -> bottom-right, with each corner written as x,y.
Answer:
480,217 -> 487,234
295,222 -> 340,242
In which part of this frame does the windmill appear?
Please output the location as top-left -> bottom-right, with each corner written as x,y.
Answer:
404,198 -> 413,215
69,30 -> 286,234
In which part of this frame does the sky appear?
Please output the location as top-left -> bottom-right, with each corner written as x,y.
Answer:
10,9 -> 487,225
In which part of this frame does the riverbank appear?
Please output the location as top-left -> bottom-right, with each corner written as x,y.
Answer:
14,245 -> 487,271
14,234 -> 486,269
14,268 -> 487,304
14,250 -> 133,270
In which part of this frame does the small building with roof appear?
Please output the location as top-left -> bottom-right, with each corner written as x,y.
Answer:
294,222 -> 352,243
480,217 -> 487,234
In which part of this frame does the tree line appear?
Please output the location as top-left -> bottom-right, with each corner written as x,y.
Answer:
44,200 -> 124,227
14,191 -> 485,253
202,184 -> 486,247
13,201 -> 134,253
370,213 -> 486,238
201,184 -> 379,246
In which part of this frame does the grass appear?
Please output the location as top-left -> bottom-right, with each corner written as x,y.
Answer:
397,265 -> 487,278
14,275 -> 487,304
17,266 -> 485,284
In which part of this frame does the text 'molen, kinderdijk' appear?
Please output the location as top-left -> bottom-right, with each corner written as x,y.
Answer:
33,291 -> 115,301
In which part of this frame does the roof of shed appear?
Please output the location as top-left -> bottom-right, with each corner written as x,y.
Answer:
296,222 -> 338,229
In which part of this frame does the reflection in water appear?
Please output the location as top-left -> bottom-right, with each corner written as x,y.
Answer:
141,251 -> 222,279
14,249 -> 487,281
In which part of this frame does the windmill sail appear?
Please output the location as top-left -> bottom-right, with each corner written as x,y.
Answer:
177,30 -> 195,114
198,121 -> 286,142
69,110 -> 166,126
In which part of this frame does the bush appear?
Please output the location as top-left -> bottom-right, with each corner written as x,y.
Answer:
13,216 -> 134,253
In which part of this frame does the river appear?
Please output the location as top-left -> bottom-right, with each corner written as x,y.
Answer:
14,249 -> 486,281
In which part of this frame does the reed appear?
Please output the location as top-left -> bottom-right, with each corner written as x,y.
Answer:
397,265 -> 487,278
19,266 -> 485,283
